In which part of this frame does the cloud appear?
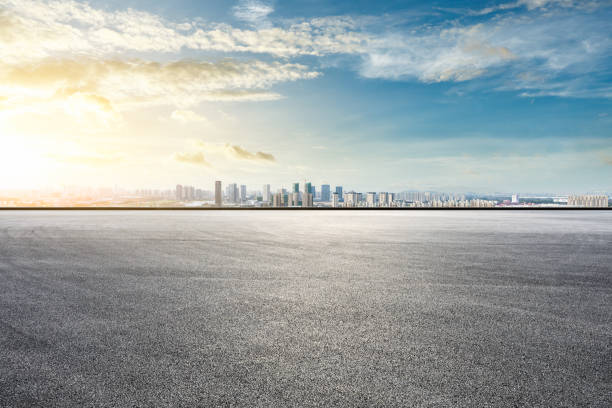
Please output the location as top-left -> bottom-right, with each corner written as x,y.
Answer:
0,0 -> 609,99
471,0 -> 592,15
171,110 -> 207,123
233,0 -> 274,26
172,151 -> 211,166
0,0 -> 367,60
0,58 -> 318,112
225,144 -> 276,162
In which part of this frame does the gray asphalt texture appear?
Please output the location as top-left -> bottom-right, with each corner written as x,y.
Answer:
0,210 -> 611,407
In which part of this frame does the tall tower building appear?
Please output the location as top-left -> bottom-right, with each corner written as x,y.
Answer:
214,181 -> 222,206
262,184 -> 271,202
379,192 -> 394,207
175,184 -> 183,201
335,186 -> 343,202
332,192 -> 340,207
226,183 -> 238,203
366,192 -> 376,207
321,184 -> 331,202
302,181 -> 313,207
240,185 -> 247,202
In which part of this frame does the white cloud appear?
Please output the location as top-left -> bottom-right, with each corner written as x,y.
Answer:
0,58 -> 318,111
233,0 -> 274,26
196,141 -> 276,163
0,0 -> 609,99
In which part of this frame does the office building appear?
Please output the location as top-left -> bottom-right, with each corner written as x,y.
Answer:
366,192 -> 376,207
240,185 -> 247,202
511,194 -> 519,204
302,181 -> 313,207
379,192 -> 393,207
273,191 -> 286,207
344,191 -> 360,207
262,184 -> 271,203
321,184 -> 331,202
226,183 -> 238,203
175,184 -> 183,201
215,181 -> 222,206
292,192 -> 300,207
335,186 -> 343,202
332,192 -> 340,207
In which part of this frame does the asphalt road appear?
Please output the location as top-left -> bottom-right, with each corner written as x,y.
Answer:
0,211 -> 611,407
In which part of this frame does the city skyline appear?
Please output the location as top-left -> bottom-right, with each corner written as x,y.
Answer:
1,0 -> 611,192
2,178 -> 608,208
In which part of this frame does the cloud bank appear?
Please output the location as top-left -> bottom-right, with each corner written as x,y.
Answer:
0,0 -> 610,102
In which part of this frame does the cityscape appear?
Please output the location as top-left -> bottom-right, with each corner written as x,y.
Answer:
1,182 -> 609,208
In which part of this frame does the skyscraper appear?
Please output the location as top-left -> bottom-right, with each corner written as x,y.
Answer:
262,184 -> 271,203
366,192 -> 376,207
175,184 -> 183,201
321,184 -> 330,202
335,186 -> 343,202
214,181 -> 222,206
332,192 -> 339,208
226,183 -> 238,203
292,183 -> 300,194
379,192 -> 394,207
240,185 -> 247,202
302,181 -> 313,207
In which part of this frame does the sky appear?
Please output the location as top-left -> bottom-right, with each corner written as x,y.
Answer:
0,0 -> 611,194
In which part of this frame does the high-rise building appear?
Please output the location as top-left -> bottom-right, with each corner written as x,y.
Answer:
366,192 -> 376,207
344,191 -> 360,207
321,184 -> 331,202
335,186 -> 343,202
379,192 -> 394,207
311,185 -> 316,200
292,183 -> 300,194
240,185 -> 247,202
185,185 -> 195,200
262,184 -> 271,203
302,182 -> 313,207
273,191 -> 286,207
302,193 -> 313,207
332,192 -> 340,207
226,183 -> 238,203
175,184 -> 183,201
511,194 -> 519,204
292,192 -> 300,207
215,181 -> 222,206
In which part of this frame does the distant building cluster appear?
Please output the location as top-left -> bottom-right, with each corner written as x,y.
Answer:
209,181 -> 504,208
567,195 -> 609,207
0,184 -> 609,208
175,184 -> 211,201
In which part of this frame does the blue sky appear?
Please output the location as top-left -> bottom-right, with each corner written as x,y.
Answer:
0,0 -> 611,193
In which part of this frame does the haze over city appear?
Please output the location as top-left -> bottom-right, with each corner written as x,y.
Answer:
1,0 -> 611,193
